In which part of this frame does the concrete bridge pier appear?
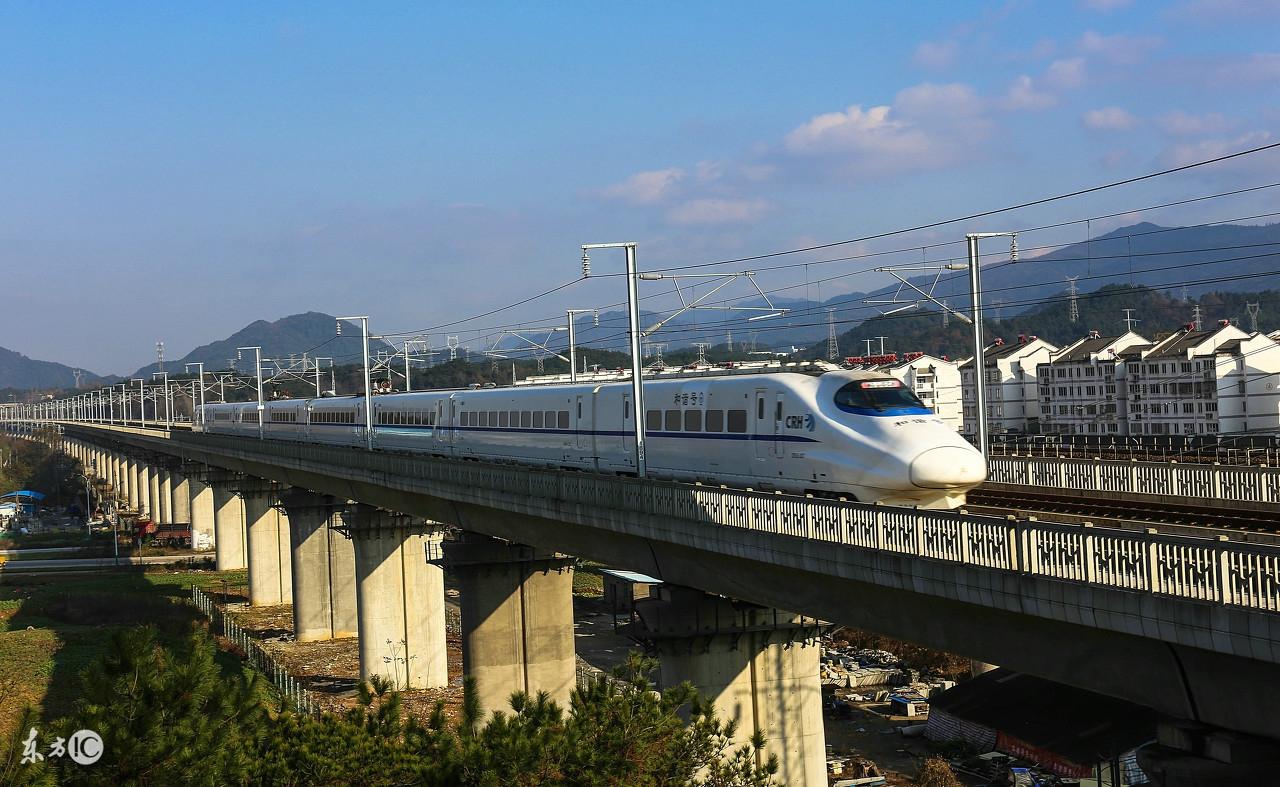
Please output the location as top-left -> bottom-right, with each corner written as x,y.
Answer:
627,586 -> 828,787
170,470 -> 191,526
344,505 -> 448,690
279,489 -> 357,642
206,470 -> 247,570
156,463 -> 175,524
445,534 -> 576,720
183,465 -> 215,550
238,478 -> 292,606
142,462 -> 158,519
123,456 -> 139,511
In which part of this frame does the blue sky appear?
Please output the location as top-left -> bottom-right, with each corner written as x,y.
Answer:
2,1 -> 1278,373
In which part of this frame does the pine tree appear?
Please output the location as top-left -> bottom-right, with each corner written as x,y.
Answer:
54,626 -> 265,786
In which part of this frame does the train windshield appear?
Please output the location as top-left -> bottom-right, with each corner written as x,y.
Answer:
833,379 -> 926,412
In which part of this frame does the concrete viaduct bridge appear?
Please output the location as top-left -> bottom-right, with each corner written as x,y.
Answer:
26,422 -> 1280,785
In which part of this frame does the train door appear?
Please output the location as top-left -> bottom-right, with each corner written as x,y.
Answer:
753,388 -> 783,460
575,395 -> 587,451
621,393 -> 635,468
447,397 -> 458,445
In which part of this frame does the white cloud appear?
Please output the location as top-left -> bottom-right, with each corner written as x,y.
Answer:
1156,111 -> 1235,136
894,82 -> 984,118
666,198 -> 769,226
1083,107 -> 1139,131
1043,57 -> 1087,89
597,167 -> 685,205
912,40 -> 958,69
1002,75 -> 1057,110
1162,130 -> 1274,168
1078,31 -> 1162,64
783,105 -> 921,155
1080,0 -> 1133,10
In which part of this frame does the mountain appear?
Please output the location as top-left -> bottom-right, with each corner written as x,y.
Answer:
810,283 -> 1280,361
860,221 -> 1280,321
132,312 -> 396,377
0,346 -> 110,390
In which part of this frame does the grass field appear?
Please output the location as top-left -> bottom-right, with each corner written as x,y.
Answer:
0,567 -> 250,739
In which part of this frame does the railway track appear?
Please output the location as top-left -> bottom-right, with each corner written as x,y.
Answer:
967,488 -> 1280,545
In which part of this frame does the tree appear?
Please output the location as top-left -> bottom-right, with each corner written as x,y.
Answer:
54,626 -> 265,786
915,756 -> 962,787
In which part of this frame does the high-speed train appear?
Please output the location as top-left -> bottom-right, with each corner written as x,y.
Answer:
199,370 -> 986,508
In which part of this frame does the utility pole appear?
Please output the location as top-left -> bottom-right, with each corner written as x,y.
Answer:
1066,276 -> 1080,323
863,339 -> 873,357
826,310 -> 839,361
1122,308 -> 1140,332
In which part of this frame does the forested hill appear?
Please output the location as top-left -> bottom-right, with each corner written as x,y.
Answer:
816,284 -> 1280,360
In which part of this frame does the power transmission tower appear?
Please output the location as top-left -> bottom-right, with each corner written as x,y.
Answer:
1247,302 -> 1261,333
1122,308 -> 1140,332
826,310 -> 839,361
748,331 -> 758,352
536,354 -> 545,373
1181,285 -> 1189,302
941,299 -> 950,328
156,341 -> 165,372
725,329 -> 733,355
72,369 -> 84,389
1192,305 -> 1203,331
693,343 -> 710,365
446,336 -> 459,361
1066,277 -> 1080,323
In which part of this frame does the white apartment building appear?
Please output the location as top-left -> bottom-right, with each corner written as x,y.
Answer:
961,335 -> 1059,436
1036,330 -> 1150,436
1125,322 -> 1280,436
881,353 -> 963,431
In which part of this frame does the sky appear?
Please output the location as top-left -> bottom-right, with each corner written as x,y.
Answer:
2,1 -> 1279,374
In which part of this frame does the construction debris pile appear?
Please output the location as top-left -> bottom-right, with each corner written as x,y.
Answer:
825,754 -> 886,786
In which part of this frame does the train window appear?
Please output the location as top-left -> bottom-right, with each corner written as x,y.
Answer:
705,409 -> 724,432
757,398 -> 765,420
520,411 -> 532,428
544,411 -> 555,428
508,410 -> 518,427
684,409 -> 702,432
577,402 -> 582,419
727,409 -> 747,433
533,411 -> 544,428
664,410 -> 681,431
499,411 -> 509,428
646,410 -> 661,431
833,380 -> 926,412
558,411 -> 569,429
775,401 -> 783,421
489,411 -> 498,426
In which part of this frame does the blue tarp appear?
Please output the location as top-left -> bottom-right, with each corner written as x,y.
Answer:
1,491 -> 46,501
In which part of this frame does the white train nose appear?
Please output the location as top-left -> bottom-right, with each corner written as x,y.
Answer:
910,446 -> 987,488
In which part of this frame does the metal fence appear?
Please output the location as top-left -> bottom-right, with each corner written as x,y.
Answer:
191,586 -> 321,716
988,456 -> 1280,506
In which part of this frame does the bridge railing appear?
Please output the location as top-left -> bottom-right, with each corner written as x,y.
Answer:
51,425 -> 1280,614
988,456 -> 1280,505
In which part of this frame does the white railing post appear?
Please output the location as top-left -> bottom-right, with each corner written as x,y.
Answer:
1082,523 -> 1096,584
1215,535 -> 1230,605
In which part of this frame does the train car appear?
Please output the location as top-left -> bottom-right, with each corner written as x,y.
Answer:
200,369 -> 985,508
